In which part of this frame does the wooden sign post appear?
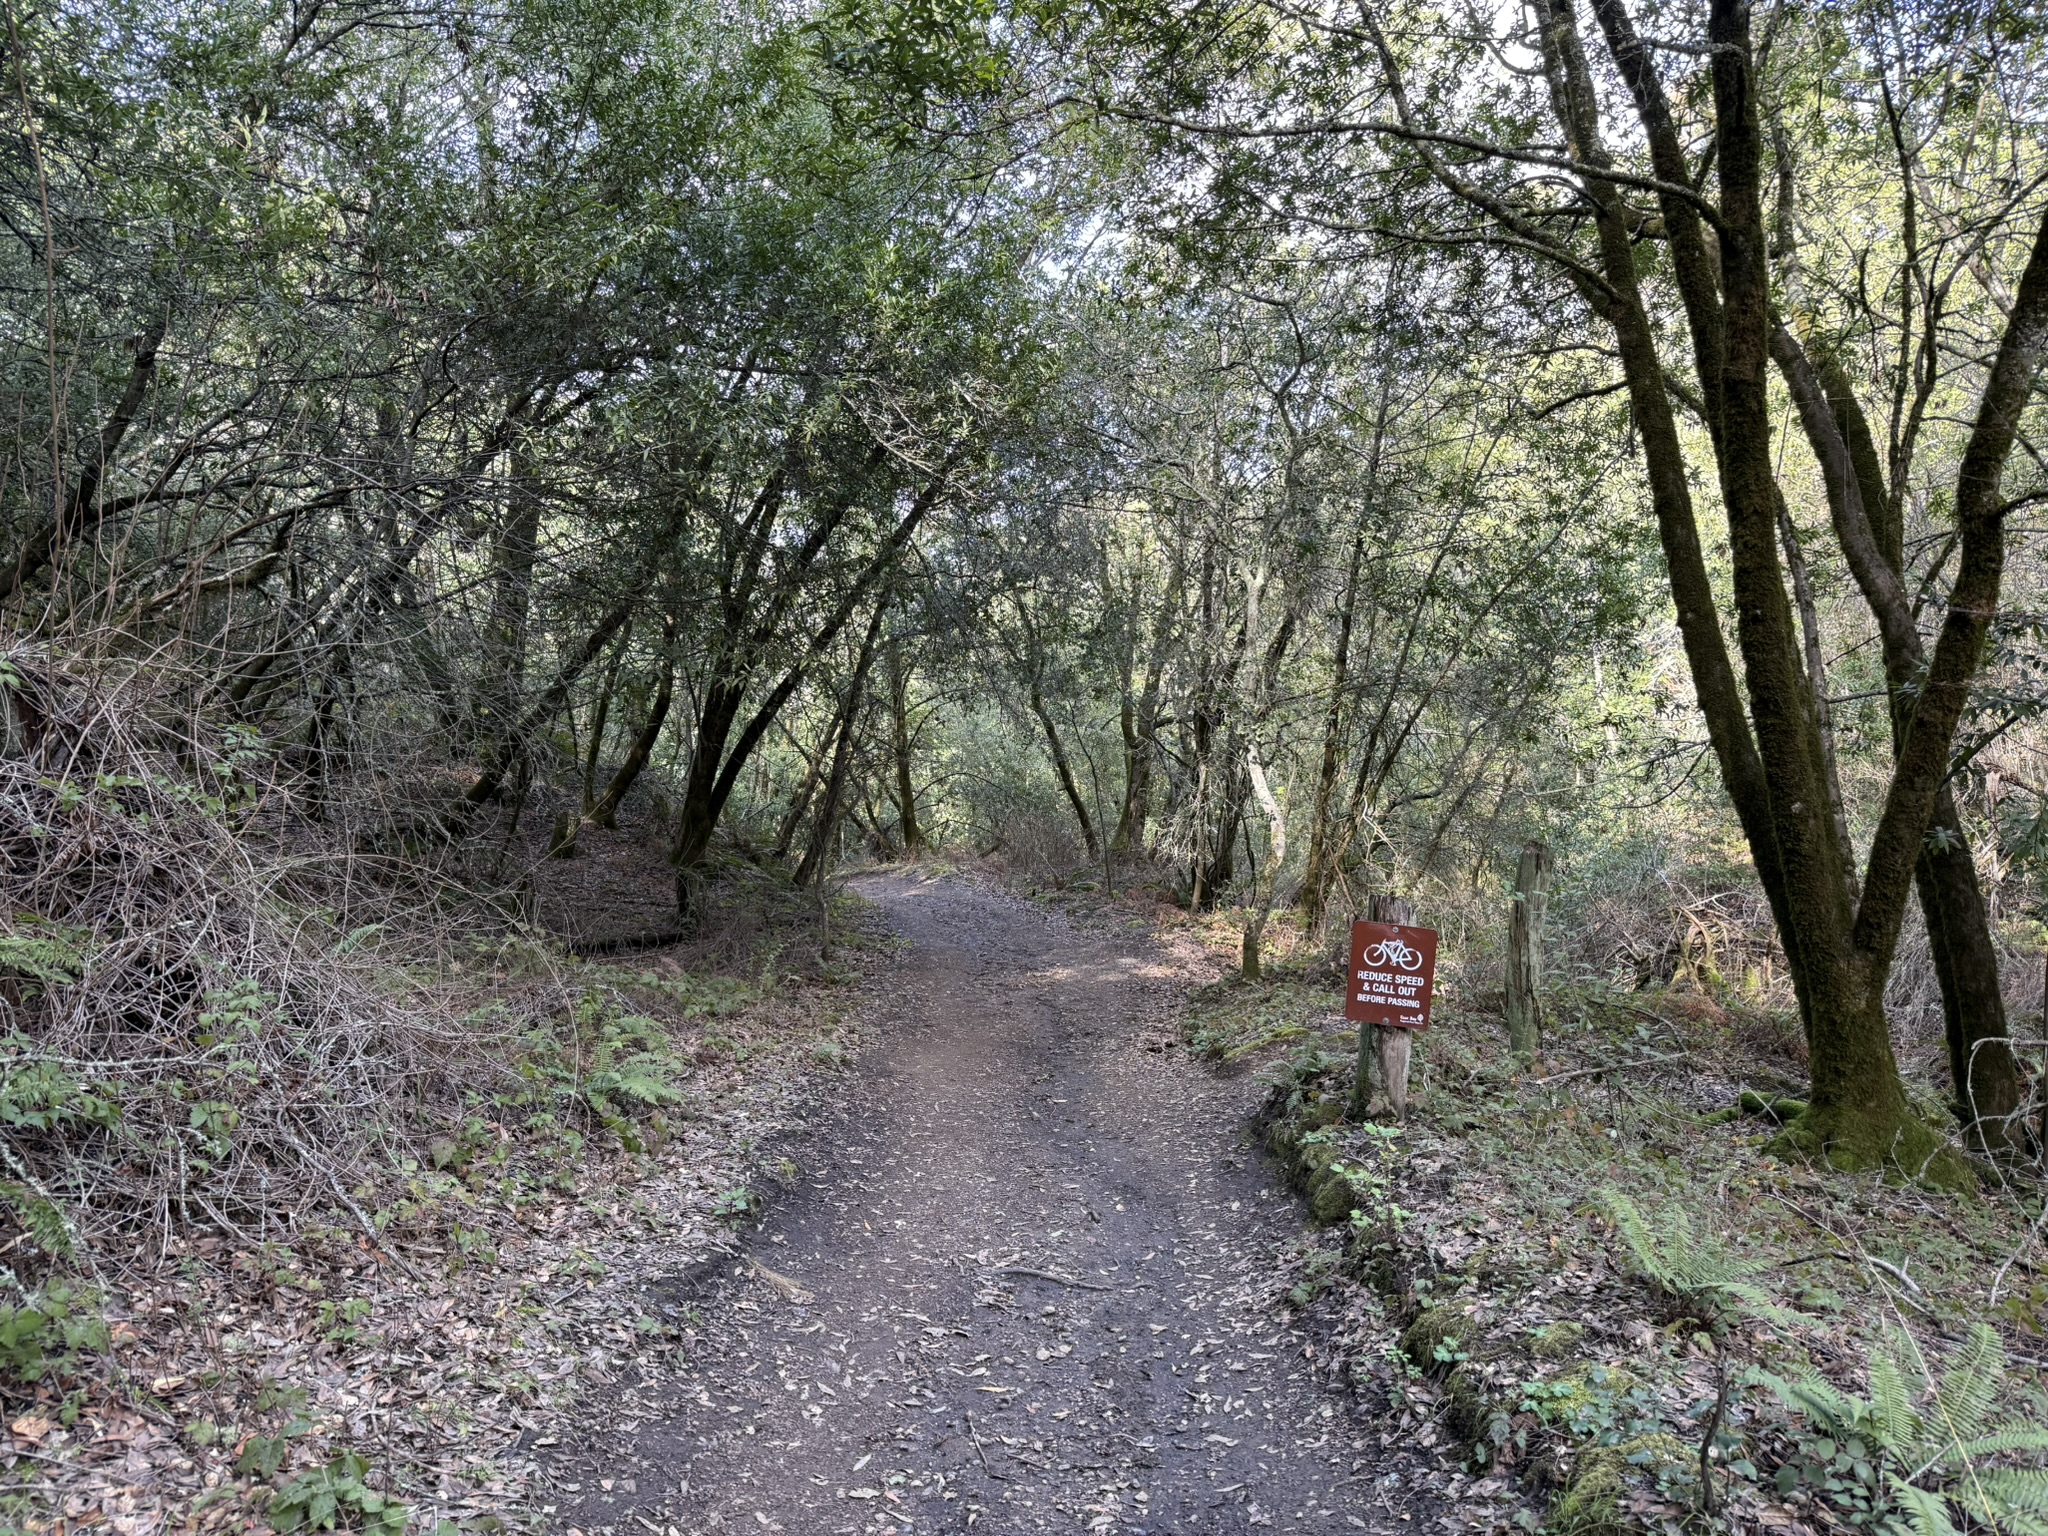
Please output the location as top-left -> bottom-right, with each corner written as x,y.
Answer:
1344,896 -> 1438,1121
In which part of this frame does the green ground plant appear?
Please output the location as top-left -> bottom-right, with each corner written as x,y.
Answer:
1187,976 -> 1331,1061
0,921 -> 92,993
0,1277 -> 106,1396
1601,1189 -> 1794,1331
266,1451 -> 408,1535
1756,1325 -> 2048,1536
0,1047 -> 120,1139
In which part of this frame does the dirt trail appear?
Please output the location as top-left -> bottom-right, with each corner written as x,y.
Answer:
553,873 -> 1405,1533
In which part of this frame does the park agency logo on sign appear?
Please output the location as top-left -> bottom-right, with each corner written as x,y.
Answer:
1344,919 -> 1439,1031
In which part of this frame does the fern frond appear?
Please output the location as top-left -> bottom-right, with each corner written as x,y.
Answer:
588,1057 -> 683,1107
1603,1190 -> 1661,1278
1757,1368 -> 1868,1438
1599,1186 -> 1776,1317
1978,1469 -> 2048,1516
1957,1469 -> 2048,1536
0,1184 -> 74,1260
1711,1278 -> 1801,1329
1888,1477 -> 1962,1536
1932,1324 -> 2004,1448
1956,1429 -> 2048,1458
1869,1340 -> 1923,1457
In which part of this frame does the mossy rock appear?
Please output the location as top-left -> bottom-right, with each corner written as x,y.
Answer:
1298,1137 -> 1342,1177
1298,1096 -> 1344,1132
1550,1435 -> 1689,1536
1268,1112 -> 1328,1167
1273,1132 -> 1342,1196
1548,1447 -> 1628,1536
1398,1306 -> 1473,1374
1307,1165 -> 1356,1226
1527,1361 -> 1638,1432
1529,1321 -> 1585,1360
1737,1089 -> 1808,1123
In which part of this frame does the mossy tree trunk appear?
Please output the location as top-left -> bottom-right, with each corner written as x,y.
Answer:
1301,355 -> 1396,932
580,619 -> 632,817
586,634 -> 675,831
1300,525 -> 1366,936
669,447 -> 956,904
1771,333 -> 2023,1146
1112,550 -> 1181,857
795,597 -> 891,887
774,715 -> 838,862
1504,840 -> 1553,1062
1239,568 -> 1299,979
887,640 -> 921,857
1242,739 -> 1286,980
1008,591 -> 1101,861
1463,0 -> 2048,1174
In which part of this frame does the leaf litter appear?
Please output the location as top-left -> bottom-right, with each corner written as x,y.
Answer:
8,886 -> 897,1535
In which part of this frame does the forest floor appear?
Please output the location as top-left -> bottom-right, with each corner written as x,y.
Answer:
24,855 -> 2046,1536
545,870 -> 1434,1534
18,833 -> 881,1536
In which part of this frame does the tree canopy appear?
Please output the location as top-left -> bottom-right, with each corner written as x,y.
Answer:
6,0 -> 2048,1171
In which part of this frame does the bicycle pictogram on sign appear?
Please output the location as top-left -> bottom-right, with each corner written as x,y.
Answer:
1358,937 -> 1424,972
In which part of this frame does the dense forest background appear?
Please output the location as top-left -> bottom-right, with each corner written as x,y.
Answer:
4,0 -> 2048,1521
6,0 -> 2048,1186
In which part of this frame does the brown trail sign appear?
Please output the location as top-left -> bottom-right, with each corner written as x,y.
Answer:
1345,919 -> 1438,1032
1344,904 -> 1438,1120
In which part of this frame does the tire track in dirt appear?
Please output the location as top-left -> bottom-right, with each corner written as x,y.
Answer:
550,872 -> 1409,1533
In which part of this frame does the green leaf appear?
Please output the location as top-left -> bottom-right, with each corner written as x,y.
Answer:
1957,1470 -> 2048,1536
0,922 -> 92,986
1887,1477 -> 1961,1536
1870,1343 -> 1919,1453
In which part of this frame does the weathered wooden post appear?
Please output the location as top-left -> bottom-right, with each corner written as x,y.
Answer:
1504,840 -> 1554,1062
1344,893 -> 1438,1121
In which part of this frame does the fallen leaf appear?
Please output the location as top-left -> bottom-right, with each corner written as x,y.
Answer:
746,1257 -> 813,1304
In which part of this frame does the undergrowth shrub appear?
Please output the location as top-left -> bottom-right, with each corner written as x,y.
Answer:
0,656 -> 475,1263
0,653 -> 833,1273
564,993 -> 691,1151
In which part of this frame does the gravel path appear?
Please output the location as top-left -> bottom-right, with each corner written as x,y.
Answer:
554,873 -> 1401,1534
